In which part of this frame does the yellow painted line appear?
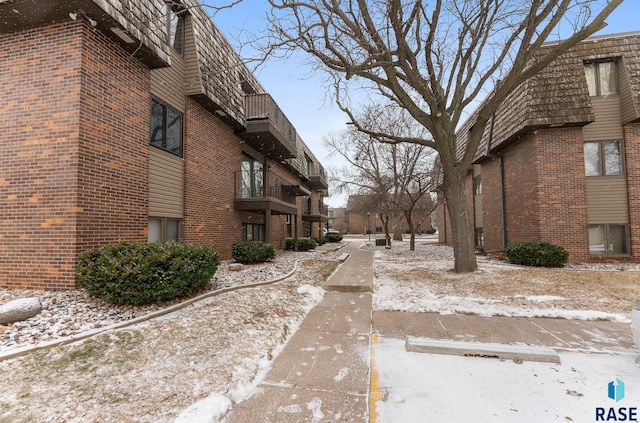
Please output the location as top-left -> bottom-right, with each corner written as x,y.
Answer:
369,333 -> 382,423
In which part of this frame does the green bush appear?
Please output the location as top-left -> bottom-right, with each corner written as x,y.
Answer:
232,241 -> 276,264
505,242 -> 569,268
77,242 -> 220,305
311,237 -> 326,246
324,232 -> 343,243
284,238 -> 317,251
426,228 -> 437,234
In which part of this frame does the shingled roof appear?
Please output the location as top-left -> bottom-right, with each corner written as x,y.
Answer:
459,31 -> 640,164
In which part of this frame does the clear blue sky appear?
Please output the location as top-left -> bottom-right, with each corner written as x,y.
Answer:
212,1 -> 640,207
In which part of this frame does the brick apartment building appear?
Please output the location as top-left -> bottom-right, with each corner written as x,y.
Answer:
0,0 -> 328,289
438,31 -> 640,263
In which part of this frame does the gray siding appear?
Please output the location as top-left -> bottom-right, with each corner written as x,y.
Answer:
585,176 -> 628,223
619,57 -> 638,124
582,96 -> 623,141
151,49 -> 185,112
149,147 -> 184,218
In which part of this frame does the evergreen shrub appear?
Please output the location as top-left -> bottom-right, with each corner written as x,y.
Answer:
505,242 -> 569,268
232,241 -> 276,264
77,242 -> 220,305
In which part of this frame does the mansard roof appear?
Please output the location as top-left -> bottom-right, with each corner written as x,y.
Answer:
459,31 -> 640,163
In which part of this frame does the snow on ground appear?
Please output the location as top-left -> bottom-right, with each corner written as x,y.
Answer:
372,242 -> 640,323
370,240 -> 640,423
373,337 -> 640,423
1,239 -> 639,422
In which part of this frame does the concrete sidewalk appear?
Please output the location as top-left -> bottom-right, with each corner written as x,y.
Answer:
226,241 -> 636,422
227,242 -> 373,422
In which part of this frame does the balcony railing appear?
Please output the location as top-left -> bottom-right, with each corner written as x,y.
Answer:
244,94 -> 297,159
234,170 -> 299,205
307,162 -> 328,190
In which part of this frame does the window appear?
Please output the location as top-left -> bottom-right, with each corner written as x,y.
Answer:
151,98 -> 183,156
242,223 -> 265,241
589,224 -> 628,255
584,61 -> 617,96
163,2 -> 185,55
475,228 -> 484,248
241,154 -> 264,197
584,141 -> 623,176
148,217 -> 182,242
473,175 -> 482,195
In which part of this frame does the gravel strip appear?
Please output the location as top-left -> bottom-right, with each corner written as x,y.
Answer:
0,249 -> 340,355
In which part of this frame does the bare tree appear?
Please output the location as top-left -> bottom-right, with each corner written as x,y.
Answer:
326,104 -> 436,250
254,0 -> 622,272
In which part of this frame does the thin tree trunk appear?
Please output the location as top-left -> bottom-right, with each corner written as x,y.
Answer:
381,214 -> 392,247
406,212 -> 416,251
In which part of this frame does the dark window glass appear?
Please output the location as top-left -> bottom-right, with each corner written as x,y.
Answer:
241,154 -> 264,197
150,98 -> 183,157
164,3 -> 185,56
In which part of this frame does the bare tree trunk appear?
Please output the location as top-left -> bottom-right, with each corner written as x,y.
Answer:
405,212 -> 416,251
381,214 -> 392,247
392,212 -> 403,241
443,170 -> 477,272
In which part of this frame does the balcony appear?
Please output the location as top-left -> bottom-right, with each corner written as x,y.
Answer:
306,163 -> 329,191
302,200 -> 329,223
243,94 -> 297,159
233,170 -> 309,215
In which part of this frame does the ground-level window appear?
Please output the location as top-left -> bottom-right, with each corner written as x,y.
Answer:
475,227 -> 484,248
242,223 -> 265,241
588,224 -> 628,255
148,217 -> 182,242
584,140 -> 623,176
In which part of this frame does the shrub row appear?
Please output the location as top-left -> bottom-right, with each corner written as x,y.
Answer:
324,232 -> 344,243
231,241 -> 276,264
77,242 -> 220,305
285,238 -> 317,251
505,242 -> 568,268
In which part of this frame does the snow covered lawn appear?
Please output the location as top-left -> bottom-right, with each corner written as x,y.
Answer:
372,242 -> 640,322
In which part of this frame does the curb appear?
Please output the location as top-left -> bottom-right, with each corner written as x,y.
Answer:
405,336 -> 561,364
0,261 -> 300,363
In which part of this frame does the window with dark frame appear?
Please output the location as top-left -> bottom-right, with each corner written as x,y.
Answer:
242,223 -> 265,241
148,217 -> 182,242
163,2 -> 185,56
150,98 -> 183,156
588,224 -> 628,256
583,140 -> 623,176
241,154 -> 264,198
584,60 -> 617,96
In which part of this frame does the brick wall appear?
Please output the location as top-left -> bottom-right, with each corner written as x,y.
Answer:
624,122 -> 640,261
76,24 -> 150,252
0,22 -> 83,289
484,127 -> 589,261
481,158 -> 503,252
0,22 -> 150,289
535,127 -> 589,261
182,97 -> 243,259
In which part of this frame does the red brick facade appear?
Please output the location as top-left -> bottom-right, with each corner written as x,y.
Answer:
0,11 -> 327,289
0,22 -> 149,289
182,97 -> 243,258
